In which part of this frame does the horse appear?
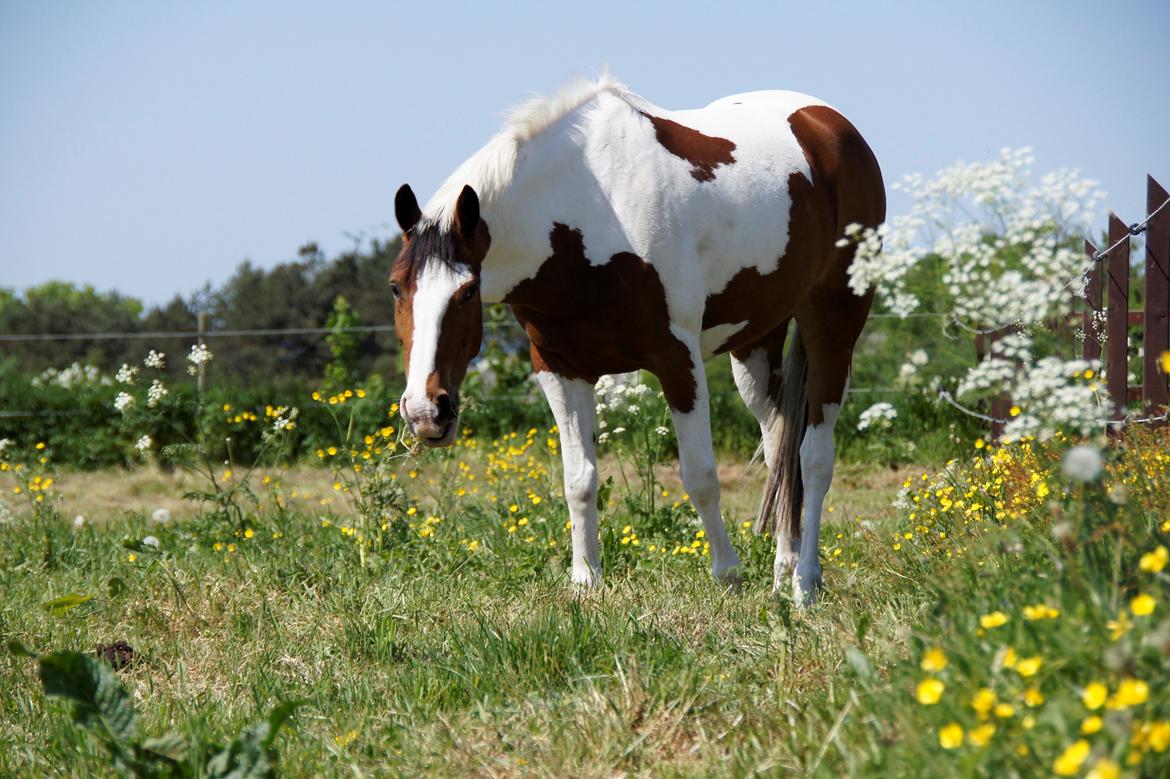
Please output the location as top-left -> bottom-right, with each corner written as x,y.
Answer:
389,73 -> 884,605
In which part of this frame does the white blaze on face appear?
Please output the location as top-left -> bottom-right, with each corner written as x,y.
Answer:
401,261 -> 474,426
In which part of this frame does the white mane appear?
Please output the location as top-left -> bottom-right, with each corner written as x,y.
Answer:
422,70 -> 644,228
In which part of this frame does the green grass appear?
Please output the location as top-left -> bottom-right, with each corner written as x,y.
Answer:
1,429 -> 1168,777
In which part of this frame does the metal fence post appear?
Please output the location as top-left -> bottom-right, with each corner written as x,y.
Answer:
1106,213 -> 1130,422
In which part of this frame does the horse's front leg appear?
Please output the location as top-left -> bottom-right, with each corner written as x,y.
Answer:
535,370 -> 602,587
660,332 -> 743,588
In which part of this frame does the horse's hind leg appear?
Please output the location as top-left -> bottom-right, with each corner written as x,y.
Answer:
730,320 -> 789,471
791,294 -> 870,605
730,322 -> 800,573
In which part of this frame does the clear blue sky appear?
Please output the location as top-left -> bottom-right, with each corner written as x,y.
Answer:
2,0 -> 1167,306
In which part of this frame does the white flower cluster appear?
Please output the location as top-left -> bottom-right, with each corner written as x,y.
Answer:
857,402 -> 897,431
269,406 -> 299,435
898,349 -> 930,384
135,435 -> 153,452
32,362 -> 111,389
116,363 -> 138,384
846,148 -> 1102,323
594,373 -> 654,430
0,438 -> 12,456
186,343 -> 213,375
842,148 -> 1110,438
114,391 -> 135,414
1062,445 -> 1104,482
143,350 -> 166,369
1000,358 -> 1110,440
146,379 -> 168,408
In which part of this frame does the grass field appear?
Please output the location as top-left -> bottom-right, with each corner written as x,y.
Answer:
2,427 -> 1168,777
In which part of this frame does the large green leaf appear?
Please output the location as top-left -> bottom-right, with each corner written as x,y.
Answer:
37,650 -> 138,747
205,701 -> 305,779
42,593 -> 95,616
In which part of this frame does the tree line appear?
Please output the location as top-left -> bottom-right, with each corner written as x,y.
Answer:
0,238 -> 405,383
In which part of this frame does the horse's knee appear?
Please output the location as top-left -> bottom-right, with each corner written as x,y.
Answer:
564,461 -> 597,513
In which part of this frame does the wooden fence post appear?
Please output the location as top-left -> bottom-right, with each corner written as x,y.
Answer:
1143,175 -> 1169,419
1106,213 -> 1130,422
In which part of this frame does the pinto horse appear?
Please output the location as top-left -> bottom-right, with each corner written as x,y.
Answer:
390,74 -> 884,605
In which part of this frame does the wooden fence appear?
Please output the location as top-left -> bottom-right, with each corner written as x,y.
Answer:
983,175 -> 1169,438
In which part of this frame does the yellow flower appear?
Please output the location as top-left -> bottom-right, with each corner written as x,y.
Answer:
1083,682 -> 1108,710
968,723 -> 996,746
917,678 -> 944,705
1146,720 -> 1170,752
1161,351 -> 1170,373
971,687 -> 997,714
1106,678 -> 1148,709
1009,405 -> 1021,417
1002,647 -> 1018,669
127,553 -> 137,562
994,703 -> 1015,719
1130,593 -> 1156,616
980,611 -> 1008,629
1015,656 -> 1043,677
1052,740 -> 1091,776
920,647 -> 948,672
1085,757 -> 1120,779
1024,687 -> 1044,707
1081,715 -> 1103,734
243,528 -> 254,539
938,722 -> 963,749
1139,545 -> 1168,573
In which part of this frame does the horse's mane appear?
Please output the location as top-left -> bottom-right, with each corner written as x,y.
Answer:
421,70 -> 646,229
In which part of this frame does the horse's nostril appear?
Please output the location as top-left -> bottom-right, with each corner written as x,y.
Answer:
434,393 -> 457,426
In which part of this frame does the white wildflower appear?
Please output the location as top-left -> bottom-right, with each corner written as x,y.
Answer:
114,392 -> 135,413
142,535 -> 160,548
186,344 -> 213,374
655,426 -> 670,437
1061,445 -> 1103,482
73,515 -> 85,529
151,508 -> 171,524
143,350 -> 166,369
115,363 -> 138,384
910,349 -> 929,366
0,438 -> 11,457
135,435 -> 153,453
146,379 -> 168,408
857,402 -> 897,431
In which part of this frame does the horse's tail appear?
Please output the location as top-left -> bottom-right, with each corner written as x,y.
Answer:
754,326 -> 807,539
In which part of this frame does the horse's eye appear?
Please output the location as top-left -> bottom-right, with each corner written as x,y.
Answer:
390,282 -> 402,300
461,283 -> 479,303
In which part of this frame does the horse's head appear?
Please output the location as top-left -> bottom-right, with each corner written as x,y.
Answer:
391,183 -> 490,447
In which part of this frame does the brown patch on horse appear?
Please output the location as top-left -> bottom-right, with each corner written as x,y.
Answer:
640,112 -> 737,182
505,224 -> 697,412
704,105 -> 885,426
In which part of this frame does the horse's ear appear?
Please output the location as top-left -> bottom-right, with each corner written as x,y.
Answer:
395,184 -> 421,235
454,185 -> 480,240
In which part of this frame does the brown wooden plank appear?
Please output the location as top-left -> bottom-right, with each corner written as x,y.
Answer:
1107,213 -> 1130,420
1083,239 -> 1103,363
1143,175 -> 1169,417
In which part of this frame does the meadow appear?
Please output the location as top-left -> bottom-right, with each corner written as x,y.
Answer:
1,385 -> 1167,777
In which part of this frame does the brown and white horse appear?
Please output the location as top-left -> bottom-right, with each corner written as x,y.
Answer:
390,74 -> 884,605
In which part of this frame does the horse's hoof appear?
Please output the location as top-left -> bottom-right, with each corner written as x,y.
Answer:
714,564 -> 745,593
571,565 -> 602,589
792,565 -> 823,608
